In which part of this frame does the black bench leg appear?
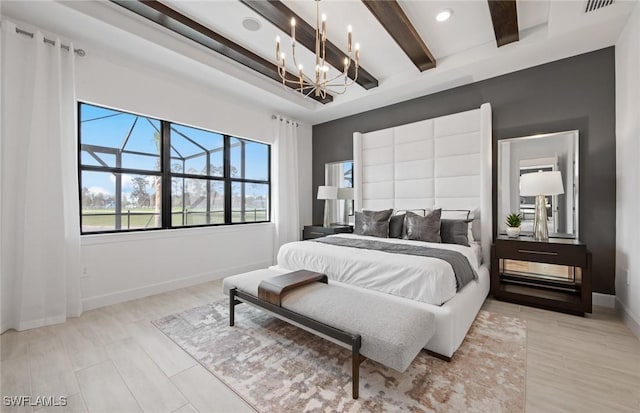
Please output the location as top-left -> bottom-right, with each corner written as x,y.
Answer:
352,336 -> 362,399
229,288 -> 236,327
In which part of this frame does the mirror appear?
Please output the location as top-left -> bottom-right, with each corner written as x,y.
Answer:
498,130 -> 579,238
325,160 -> 353,225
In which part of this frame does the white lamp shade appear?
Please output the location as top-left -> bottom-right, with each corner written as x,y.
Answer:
520,171 -> 565,196
337,187 -> 354,200
317,185 -> 338,200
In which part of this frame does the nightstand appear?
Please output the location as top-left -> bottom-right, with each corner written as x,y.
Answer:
491,235 -> 592,315
302,225 -> 353,240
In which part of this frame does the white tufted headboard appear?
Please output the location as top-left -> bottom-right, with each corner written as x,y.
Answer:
353,103 -> 492,264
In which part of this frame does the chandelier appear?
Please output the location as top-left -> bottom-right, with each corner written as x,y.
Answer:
275,0 -> 360,99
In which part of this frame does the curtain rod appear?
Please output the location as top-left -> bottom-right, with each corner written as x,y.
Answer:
272,115 -> 299,127
15,27 -> 86,56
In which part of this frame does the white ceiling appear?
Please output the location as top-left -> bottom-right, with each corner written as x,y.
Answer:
1,0 -> 637,125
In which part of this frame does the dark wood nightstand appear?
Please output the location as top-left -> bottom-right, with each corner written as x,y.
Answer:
302,225 -> 353,240
491,235 -> 592,315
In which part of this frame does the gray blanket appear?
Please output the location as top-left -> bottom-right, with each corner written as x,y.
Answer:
311,236 -> 478,291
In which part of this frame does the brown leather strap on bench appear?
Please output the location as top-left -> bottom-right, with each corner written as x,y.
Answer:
257,270 -> 328,306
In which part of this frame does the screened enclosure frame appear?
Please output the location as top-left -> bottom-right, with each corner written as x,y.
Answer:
78,102 -> 271,234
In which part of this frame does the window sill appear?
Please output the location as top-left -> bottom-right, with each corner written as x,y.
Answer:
80,222 -> 275,246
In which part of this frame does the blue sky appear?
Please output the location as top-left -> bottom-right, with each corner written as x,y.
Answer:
80,103 -> 269,202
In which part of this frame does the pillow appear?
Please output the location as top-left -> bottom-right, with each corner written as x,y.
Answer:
354,209 -> 393,238
395,209 -> 428,217
403,209 -> 442,243
440,219 -> 471,247
389,214 -> 405,238
440,209 -> 471,220
440,208 -> 480,242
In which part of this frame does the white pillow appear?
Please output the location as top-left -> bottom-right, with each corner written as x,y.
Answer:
394,209 -> 429,217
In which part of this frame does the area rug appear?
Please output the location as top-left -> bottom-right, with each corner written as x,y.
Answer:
153,300 -> 526,412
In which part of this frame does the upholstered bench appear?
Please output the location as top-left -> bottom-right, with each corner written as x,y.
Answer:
223,268 -> 436,399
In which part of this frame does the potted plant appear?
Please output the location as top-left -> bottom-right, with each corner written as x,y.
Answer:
505,212 -> 522,238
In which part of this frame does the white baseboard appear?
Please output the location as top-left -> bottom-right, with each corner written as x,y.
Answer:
592,292 -> 616,308
81,260 -> 273,311
616,298 -> 640,338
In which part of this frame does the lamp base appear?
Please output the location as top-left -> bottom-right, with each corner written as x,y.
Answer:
323,200 -> 331,227
533,195 -> 549,241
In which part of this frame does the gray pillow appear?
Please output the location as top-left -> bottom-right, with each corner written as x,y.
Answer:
403,209 -> 442,243
389,214 -> 405,238
354,209 -> 393,238
440,219 -> 470,247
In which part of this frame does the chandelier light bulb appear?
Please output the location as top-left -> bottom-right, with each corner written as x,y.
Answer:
291,18 -> 296,27
298,64 -> 303,71
347,24 -> 352,33
355,43 -> 360,50
276,36 -> 280,43
321,13 -> 327,22
280,52 -> 285,60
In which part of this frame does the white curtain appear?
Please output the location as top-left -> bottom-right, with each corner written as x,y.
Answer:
272,116 -> 300,262
1,21 -> 82,332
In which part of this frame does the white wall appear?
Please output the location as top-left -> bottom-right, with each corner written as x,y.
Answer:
615,3 -> 640,337
77,51 -> 312,310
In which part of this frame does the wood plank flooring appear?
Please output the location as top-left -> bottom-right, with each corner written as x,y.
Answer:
1,279 -> 638,413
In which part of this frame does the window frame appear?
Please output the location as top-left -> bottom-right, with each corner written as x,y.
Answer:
78,102 -> 271,235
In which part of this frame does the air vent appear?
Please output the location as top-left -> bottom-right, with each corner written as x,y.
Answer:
585,0 -> 615,13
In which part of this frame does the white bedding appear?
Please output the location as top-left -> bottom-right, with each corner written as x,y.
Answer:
276,234 -> 481,306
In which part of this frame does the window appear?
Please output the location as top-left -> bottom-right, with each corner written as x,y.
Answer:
78,103 -> 270,233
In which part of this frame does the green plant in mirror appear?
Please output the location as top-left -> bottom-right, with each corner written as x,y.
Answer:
506,212 -> 522,228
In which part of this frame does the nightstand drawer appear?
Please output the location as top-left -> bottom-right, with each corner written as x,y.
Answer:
303,225 -> 352,240
495,240 -> 587,267
305,230 -> 327,239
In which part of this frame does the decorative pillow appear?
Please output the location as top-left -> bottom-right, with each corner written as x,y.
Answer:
440,208 -> 480,242
440,219 -> 471,247
403,209 -> 442,243
389,214 -> 405,238
354,209 -> 393,238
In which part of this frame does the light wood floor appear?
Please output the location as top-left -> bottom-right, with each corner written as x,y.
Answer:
1,279 -> 639,413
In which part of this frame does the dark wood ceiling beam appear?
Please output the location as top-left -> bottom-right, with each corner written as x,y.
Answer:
240,0 -> 378,90
487,0 -> 519,47
110,0 -> 332,104
361,0 -> 435,72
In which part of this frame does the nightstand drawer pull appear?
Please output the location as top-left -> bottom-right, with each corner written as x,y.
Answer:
309,232 -> 325,236
517,249 -> 558,256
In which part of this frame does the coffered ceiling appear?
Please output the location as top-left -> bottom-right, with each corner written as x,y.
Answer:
1,0 -> 636,124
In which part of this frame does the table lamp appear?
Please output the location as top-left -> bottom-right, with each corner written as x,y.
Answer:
317,185 -> 338,227
520,171 -> 564,241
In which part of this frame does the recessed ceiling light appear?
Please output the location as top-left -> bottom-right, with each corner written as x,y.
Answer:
436,9 -> 452,22
242,17 -> 261,32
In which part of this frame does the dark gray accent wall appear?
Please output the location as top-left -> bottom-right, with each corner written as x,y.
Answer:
312,47 -> 616,294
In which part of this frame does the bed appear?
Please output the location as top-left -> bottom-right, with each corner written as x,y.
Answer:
274,103 -> 493,359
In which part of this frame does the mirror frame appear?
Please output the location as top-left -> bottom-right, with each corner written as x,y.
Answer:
497,130 -> 579,239
324,160 -> 354,224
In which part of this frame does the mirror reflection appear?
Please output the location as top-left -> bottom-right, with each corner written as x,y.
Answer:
498,130 -> 579,238
325,160 -> 353,225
